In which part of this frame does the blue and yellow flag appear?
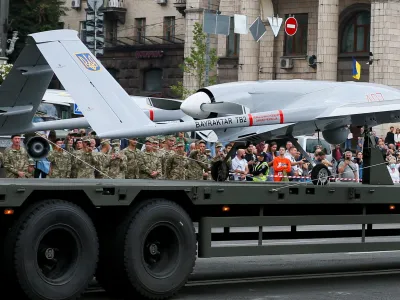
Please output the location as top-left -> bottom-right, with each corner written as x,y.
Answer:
352,57 -> 361,80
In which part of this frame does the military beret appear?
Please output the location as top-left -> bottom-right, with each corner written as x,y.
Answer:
216,142 -> 223,148
176,142 -> 184,147
28,158 -> 35,166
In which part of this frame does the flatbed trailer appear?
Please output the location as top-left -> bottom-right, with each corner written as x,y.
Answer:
0,174 -> 400,300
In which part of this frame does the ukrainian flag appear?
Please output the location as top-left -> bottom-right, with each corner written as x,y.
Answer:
352,57 -> 361,80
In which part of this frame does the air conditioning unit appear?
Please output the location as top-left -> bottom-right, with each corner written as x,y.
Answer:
71,0 -> 81,8
280,57 -> 293,69
157,0 -> 167,4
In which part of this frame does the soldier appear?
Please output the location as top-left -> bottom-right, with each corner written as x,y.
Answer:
47,138 -> 72,178
138,138 -> 162,179
121,138 -> 141,179
186,140 -> 209,180
75,136 -> 99,179
161,135 -> 175,179
26,158 -> 36,178
108,139 -> 127,179
3,134 -> 29,178
165,142 -> 187,180
96,139 -> 111,179
70,138 -> 83,178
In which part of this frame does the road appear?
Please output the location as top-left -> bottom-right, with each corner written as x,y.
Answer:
84,224 -> 400,299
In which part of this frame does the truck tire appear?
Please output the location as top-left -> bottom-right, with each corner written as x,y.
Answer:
4,200 -> 98,300
124,199 -> 197,300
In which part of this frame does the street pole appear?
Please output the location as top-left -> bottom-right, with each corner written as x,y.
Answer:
204,0 -> 210,86
0,0 -> 10,64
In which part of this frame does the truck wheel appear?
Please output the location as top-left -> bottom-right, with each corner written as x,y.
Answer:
8,200 -> 98,300
124,199 -> 197,300
311,164 -> 331,185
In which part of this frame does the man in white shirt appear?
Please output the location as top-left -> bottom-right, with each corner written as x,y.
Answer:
231,149 -> 249,181
284,146 -> 303,181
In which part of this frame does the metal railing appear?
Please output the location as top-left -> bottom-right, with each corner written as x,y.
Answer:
174,0 -> 186,4
105,35 -> 185,47
104,0 -> 125,8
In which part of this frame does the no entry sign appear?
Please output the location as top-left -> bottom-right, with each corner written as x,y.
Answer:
285,16 -> 298,36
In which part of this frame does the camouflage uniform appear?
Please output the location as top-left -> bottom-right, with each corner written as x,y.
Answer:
47,149 -> 72,178
185,150 -> 208,180
108,140 -> 127,179
165,142 -> 187,180
121,146 -> 141,179
75,137 -> 99,179
161,135 -> 176,179
26,158 -> 36,178
3,146 -> 29,178
138,138 -> 162,179
96,140 -> 111,179
70,149 -> 82,178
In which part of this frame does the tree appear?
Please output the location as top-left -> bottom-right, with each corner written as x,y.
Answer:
7,0 -> 68,62
0,64 -> 13,84
170,22 -> 218,99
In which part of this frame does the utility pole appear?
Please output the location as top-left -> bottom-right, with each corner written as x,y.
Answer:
204,0 -> 210,86
0,0 -> 10,64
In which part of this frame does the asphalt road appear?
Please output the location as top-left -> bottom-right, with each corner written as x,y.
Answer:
84,224 -> 400,299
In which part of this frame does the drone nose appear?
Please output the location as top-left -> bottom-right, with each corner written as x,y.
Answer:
180,91 -> 211,119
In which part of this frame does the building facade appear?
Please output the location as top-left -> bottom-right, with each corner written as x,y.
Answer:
61,0 -> 186,98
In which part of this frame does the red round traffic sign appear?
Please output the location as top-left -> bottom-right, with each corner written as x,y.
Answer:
285,17 -> 298,36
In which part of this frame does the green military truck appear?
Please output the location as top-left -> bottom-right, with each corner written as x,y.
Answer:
0,133 -> 399,300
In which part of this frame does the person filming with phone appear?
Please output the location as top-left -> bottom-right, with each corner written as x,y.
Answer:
337,150 -> 358,182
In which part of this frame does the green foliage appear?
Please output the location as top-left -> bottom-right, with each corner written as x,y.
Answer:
170,22 -> 218,99
0,64 -> 13,84
8,0 -> 68,62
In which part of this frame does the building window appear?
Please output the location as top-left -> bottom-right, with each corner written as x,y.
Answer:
226,16 -> 240,57
164,17 -> 175,41
340,11 -> 370,53
136,18 -> 146,44
79,21 -> 86,42
284,14 -> 308,56
143,69 -> 162,92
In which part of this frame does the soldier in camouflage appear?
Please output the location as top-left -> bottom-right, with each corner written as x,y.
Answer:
47,138 -> 72,178
121,138 -> 141,179
165,142 -> 187,180
186,140 -> 209,180
108,139 -> 127,179
26,158 -> 36,178
138,138 -> 162,179
70,138 -> 83,178
3,134 -> 29,178
95,139 -> 111,179
161,135 -> 176,179
75,136 -> 99,179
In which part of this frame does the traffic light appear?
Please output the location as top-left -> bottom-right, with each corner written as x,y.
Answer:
85,5 -> 104,56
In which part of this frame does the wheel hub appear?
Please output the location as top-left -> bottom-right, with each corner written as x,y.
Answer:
45,248 -> 55,260
149,243 -> 159,256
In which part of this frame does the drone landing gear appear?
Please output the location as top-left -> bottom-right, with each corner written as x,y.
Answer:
310,164 -> 331,186
211,160 -> 229,181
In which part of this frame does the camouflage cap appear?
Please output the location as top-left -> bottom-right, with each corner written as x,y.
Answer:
166,135 -> 175,140
152,139 -> 159,144
176,142 -> 184,147
216,142 -> 223,148
82,136 -> 91,142
100,139 -> 110,145
28,158 -> 35,166
145,137 -> 153,143
196,139 -> 206,145
111,139 -> 120,146
159,136 -> 166,142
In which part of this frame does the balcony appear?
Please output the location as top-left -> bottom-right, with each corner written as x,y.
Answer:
174,0 -> 186,16
100,0 -> 127,24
